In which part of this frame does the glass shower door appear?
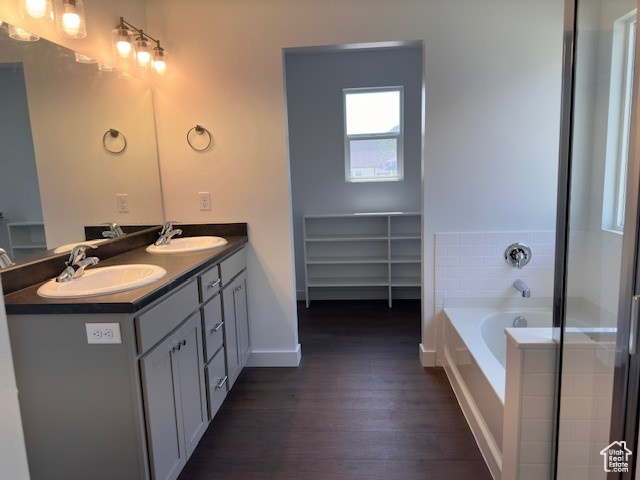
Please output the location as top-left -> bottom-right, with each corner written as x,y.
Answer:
555,0 -> 640,478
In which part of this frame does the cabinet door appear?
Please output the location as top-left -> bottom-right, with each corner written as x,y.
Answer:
234,272 -> 250,365
140,334 -> 186,480
222,279 -> 241,389
175,313 -> 208,459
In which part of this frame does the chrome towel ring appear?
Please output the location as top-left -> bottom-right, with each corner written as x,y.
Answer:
102,129 -> 127,154
187,125 -> 212,152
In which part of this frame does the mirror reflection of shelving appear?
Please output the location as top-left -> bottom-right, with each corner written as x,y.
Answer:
7,222 -> 47,262
303,212 -> 421,307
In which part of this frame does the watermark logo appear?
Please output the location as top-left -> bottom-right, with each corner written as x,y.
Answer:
600,441 -> 632,473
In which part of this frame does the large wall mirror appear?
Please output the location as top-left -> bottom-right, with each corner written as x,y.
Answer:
0,23 -> 164,266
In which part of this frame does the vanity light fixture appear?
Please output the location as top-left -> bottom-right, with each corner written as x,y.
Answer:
111,18 -> 132,59
20,0 -> 53,21
53,0 -> 86,39
8,24 -> 39,41
111,17 -> 167,73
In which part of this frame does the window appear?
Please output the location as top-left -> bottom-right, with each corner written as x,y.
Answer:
343,87 -> 403,182
603,10 -> 636,234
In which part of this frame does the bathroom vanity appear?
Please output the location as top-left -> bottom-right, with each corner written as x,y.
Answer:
2,225 -> 250,480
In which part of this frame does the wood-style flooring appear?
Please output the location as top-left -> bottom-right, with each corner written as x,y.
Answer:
178,300 -> 491,480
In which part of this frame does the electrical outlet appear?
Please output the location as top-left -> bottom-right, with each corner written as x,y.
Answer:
198,192 -> 211,211
85,323 -> 122,344
116,194 -> 129,213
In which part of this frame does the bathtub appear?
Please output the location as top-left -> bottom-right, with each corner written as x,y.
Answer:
442,305 -> 553,479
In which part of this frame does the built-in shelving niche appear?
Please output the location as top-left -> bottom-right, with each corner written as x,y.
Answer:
303,212 -> 421,307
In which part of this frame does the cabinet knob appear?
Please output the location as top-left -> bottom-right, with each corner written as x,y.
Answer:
182,339 -> 187,346
176,343 -> 181,351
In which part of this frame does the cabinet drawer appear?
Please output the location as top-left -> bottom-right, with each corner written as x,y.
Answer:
220,247 -> 246,285
205,348 -> 228,420
136,281 -> 199,354
198,264 -> 221,303
201,295 -> 224,363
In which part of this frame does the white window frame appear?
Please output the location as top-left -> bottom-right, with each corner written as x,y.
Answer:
343,86 -> 404,183
603,10 -> 637,234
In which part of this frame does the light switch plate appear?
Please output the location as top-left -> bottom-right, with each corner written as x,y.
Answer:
86,323 -> 122,344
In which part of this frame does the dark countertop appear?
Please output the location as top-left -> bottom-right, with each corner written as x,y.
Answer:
4,236 -> 248,315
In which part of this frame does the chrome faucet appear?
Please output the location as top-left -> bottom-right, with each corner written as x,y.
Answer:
513,279 -> 531,298
102,222 -> 125,239
155,221 -> 182,246
56,245 -> 100,283
0,247 -> 14,269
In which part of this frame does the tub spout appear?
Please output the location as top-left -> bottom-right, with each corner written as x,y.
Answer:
513,279 -> 531,298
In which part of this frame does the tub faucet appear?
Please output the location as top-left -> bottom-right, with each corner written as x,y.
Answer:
0,247 -> 14,269
513,279 -> 531,298
56,245 -> 100,283
155,221 -> 183,246
102,222 -> 125,239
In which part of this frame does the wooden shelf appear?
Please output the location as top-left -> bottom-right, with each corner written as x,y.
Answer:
390,277 -> 421,287
390,255 -> 421,264
306,256 -> 388,264
307,277 -> 389,287
305,233 -> 388,242
303,212 -> 421,307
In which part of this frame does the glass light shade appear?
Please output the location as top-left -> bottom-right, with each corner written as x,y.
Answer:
135,36 -> 151,67
112,26 -> 133,59
98,63 -> 117,72
8,24 -> 39,41
54,0 -> 86,39
20,0 -> 52,20
152,46 -> 167,75
74,52 -> 96,64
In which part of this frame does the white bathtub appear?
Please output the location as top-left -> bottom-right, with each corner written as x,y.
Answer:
442,305 -> 553,479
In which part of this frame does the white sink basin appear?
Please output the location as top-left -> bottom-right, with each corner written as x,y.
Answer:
53,239 -> 108,254
146,236 -> 228,254
37,264 -> 167,298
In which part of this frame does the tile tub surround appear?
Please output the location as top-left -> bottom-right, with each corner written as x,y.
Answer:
434,231 -> 555,365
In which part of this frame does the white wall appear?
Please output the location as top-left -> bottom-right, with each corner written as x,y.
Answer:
0,279 -> 30,480
286,47 -> 423,298
147,0 -> 564,365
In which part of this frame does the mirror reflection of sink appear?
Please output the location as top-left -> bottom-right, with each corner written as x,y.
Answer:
146,236 -> 228,254
37,264 -> 167,298
53,239 -> 109,254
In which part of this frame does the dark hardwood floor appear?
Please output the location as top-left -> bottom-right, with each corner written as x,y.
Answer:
178,300 -> 491,480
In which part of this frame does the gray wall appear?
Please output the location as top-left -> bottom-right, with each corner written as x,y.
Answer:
285,47 -> 422,296
0,64 -> 43,254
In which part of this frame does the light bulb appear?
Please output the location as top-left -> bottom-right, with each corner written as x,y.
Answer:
117,40 -> 132,57
8,24 -> 39,41
23,0 -> 50,19
135,36 -> 151,67
112,25 -> 132,59
62,11 -> 80,35
54,0 -> 86,39
152,45 -> 167,75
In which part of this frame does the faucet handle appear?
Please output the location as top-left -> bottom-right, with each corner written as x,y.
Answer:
67,244 -> 98,265
160,221 -> 178,234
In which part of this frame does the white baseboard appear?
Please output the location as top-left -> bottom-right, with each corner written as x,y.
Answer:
246,344 -> 302,367
419,344 -> 436,367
